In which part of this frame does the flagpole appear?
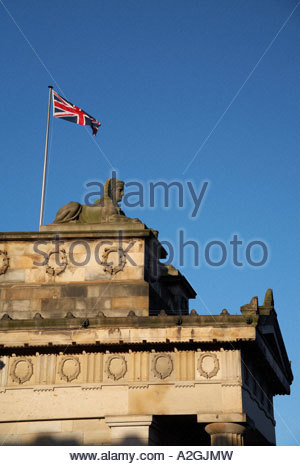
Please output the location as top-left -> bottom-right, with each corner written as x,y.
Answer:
39,85 -> 53,228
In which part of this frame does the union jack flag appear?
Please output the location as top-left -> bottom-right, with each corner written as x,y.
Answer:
52,91 -> 101,136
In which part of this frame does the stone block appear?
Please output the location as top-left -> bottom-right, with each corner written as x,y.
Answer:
110,283 -> 148,297
22,421 -> 62,434
67,242 -> 92,255
85,268 -> 108,281
83,431 -> 111,445
0,270 -> 25,283
88,283 -> 148,298
5,243 -> 25,256
61,420 -> 73,432
0,434 -> 20,445
25,268 -> 46,283
61,286 -> 87,298
87,286 -> 100,298
0,422 -> 17,434
72,419 -> 104,431
31,253 -> 48,265
30,299 -> 42,311
54,267 -> 86,283
9,256 -> 33,269
2,286 -> 60,300
112,296 -> 148,310
75,299 -> 87,311
126,253 -> 144,267
41,298 -> 75,312
97,298 -> 112,311
121,239 -> 144,254
127,284 -> 148,296
3,299 -> 31,312
74,297 -> 111,312
85,266 -> 144,282
68,253 -> 91,267
118,266 -> 144,280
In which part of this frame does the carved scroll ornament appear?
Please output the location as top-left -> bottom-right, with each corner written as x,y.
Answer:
10,358 -> 33,384
105,355 -> 127,381
0,250 -> 9,275
59,356 -> 81,382
45,249 -> 68,276
102,247 -> 126,276
152,354 -> 173,380
197,353 -> 220,379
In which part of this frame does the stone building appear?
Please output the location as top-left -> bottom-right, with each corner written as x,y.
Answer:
0,178 -> 293,445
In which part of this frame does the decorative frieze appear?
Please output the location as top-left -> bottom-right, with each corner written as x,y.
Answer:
2,350 -> 231,388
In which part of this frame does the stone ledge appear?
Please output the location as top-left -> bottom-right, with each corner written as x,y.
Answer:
0,229 -> 157,240
0,314 -> 258,330
40,223 -> 148,232
197,412 -> 247,423
105,415 -> 152,427
0,324 -> 256,348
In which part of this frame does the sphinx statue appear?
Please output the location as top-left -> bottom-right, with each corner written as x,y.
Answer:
53,177 -> 141,224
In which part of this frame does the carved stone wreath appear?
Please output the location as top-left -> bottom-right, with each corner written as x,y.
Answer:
10,358 -> 33,384
0,250 -> 9,275
59,356 -> 81,382
152,354 -> 173,380
101,247 -> 126,275
197,353 -> 220,379
45,249 -> 68,276
105,355 -> 127,381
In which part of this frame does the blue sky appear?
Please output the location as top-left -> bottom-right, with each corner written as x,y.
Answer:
1,0 -> 300,445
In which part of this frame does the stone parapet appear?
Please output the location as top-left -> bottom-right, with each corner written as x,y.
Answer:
0,230 -> 196,317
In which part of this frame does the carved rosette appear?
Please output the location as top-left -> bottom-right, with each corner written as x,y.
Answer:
45,249 -> 68,276
105,355 -> 127,381
59,356 -> 81,382
197,353 -> 220,379
0,250 -> 9,275
10,358 -> 33,384
102,247 -> 126,275
152,354 -> 173,380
